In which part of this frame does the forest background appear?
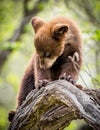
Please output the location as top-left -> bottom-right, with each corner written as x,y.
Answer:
0,0 -> 100,130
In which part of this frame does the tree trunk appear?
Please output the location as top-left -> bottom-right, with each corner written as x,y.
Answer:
8,80 -> 100,130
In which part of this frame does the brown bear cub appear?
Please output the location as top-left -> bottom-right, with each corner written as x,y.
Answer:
8,16 -> 83,122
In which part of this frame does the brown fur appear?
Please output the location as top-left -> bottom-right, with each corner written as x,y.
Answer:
33,17 -> 82,86
8,16 -> 83,122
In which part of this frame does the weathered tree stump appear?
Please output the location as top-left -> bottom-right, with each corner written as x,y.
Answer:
8,80 -> 100,130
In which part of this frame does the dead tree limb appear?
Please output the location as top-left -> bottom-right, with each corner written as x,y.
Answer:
8,80 -> 100,130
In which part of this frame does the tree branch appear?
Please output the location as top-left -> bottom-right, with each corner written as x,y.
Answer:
8,80 -> 100,130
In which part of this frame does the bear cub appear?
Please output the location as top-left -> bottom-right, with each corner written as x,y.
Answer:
8,16 -> 83,122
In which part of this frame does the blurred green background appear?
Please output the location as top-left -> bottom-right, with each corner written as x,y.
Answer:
0,0 -> 100,130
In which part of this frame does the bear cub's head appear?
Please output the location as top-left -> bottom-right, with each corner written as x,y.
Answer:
31,17 -> 68,69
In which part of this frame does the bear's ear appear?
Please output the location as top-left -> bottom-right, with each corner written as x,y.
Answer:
31,17 -> 45,33
52,23 -> 68,40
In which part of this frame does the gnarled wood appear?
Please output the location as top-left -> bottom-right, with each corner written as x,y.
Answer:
8,80 -> 100,130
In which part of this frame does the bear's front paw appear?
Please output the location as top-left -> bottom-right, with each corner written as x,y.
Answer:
37,79 -> 49,89
8,111 -> 16,122
59,73 -> 67,80
67,75 -> 76,85
59,73 -> 76,85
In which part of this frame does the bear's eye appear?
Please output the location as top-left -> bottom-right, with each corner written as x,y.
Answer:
43,52 -> 51,58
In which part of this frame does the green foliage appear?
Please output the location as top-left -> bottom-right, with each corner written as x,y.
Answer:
27,0 -> 35,11
92,29 -> 100,41
37,2 -> 45,11
92,74 -> 100,88
64,120 -> 78,130
93,0 -> 100,24
0,41 -> 21,51
0,107 -> 8,130
0,0 -> 23,43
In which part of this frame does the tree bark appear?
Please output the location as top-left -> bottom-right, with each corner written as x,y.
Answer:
8,80 -> 100,130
